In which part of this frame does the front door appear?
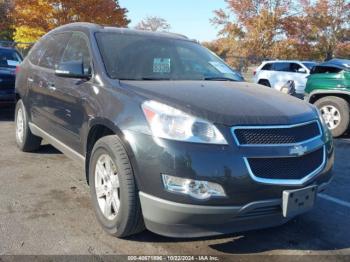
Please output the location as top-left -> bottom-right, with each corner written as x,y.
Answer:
44,32 -> 93,153
289,63 -> 309,94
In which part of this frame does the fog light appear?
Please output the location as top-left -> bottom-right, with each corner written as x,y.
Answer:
162,174 -> 226,200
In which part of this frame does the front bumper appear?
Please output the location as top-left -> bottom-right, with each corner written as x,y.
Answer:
125,121 -> 334,237
126,129 -> 334,207
139,181 -> 331,238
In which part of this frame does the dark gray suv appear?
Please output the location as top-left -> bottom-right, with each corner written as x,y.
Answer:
15,23 -> 334,238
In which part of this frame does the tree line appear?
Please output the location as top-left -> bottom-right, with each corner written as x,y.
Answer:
0,0 -> 129,43
0,0 -> 349,63
206,0 -> 350,65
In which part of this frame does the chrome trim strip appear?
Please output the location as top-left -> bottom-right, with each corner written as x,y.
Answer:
29,122 -> 85,165
231,120 -> 322,147
244,146 -> 326,186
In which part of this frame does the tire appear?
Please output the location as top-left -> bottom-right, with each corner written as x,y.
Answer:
258,79 -> 271,87
89,135 -> 145,238
315,96 -> 350,137
15,99 -> 42,152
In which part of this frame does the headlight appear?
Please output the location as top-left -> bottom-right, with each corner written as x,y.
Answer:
142,100 -> 227,144
162,175 -> 226,200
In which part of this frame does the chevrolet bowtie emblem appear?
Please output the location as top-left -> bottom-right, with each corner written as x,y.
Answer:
290,145 -> 308,156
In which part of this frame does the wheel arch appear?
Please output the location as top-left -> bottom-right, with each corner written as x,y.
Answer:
308,90 -> 350,105
258,79 -> 271,87
85,118 -> 136,185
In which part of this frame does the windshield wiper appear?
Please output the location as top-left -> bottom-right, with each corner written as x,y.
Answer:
204,77 -> 238,82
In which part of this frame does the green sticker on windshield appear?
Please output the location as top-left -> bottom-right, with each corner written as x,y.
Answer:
153,58 -> 171,73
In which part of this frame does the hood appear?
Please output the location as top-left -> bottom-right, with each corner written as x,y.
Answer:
120,80 -> 317,126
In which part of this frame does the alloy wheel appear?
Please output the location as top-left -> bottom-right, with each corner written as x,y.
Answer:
320,105 -> 341,130
16,108 -> 24,143
95,154 -> 120,220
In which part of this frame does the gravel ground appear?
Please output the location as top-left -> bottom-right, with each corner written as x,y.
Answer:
0,106 -> 349,258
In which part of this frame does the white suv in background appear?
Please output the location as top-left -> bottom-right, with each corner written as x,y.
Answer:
254,60 -> 316,96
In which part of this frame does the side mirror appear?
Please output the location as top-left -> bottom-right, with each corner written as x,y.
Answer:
297,68 -> 307,74
55,61 -> 90,79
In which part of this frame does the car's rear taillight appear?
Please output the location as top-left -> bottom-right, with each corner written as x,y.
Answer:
15,65 -> 21,75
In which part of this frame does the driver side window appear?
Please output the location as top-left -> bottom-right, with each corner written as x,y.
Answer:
290,63 -> 303,73
60,33 -> 92,75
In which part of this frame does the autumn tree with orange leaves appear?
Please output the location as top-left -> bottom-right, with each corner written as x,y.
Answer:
286,0 -> 350,60
211,0 -> 350,63
11,0 -> 130,43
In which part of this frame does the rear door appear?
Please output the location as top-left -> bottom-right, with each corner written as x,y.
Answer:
27,33 -> 71,132
44,32 -> 93,153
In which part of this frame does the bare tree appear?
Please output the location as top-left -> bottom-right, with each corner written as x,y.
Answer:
135,16 -> 171,32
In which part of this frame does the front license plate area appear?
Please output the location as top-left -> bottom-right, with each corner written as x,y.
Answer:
282,186 -> 317,218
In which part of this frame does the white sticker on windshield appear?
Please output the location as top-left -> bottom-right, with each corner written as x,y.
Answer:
7,60 -> 19,66
153,58 -> 171,73
209,61 -> 232,74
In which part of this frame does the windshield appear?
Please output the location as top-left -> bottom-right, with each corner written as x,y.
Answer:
95,32 -> 242,81
302,62 -> 316,70
0,49 -> 22,68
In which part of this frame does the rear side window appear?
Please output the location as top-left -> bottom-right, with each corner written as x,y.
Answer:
60,32 -> 92,74
261,63 -> 272,70
38,33 -> 71,69
273,62 -> 291,72
311,66 -> 343,74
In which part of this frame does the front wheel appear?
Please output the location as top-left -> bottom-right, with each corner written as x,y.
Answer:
258,79 -> 271,87
89,135 -> 145,238
15,99 -> 42,152
315,96 -> 350,137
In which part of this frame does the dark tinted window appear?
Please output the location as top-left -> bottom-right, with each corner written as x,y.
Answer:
273,62 -> 291,72
95,32 -> 242,81
60,33 -> 91,75
38,33 -> 71,69
0,48 -> 22,68
262,63 -> 272,70
290,63 -> 303,73
311,66 -> 343,74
